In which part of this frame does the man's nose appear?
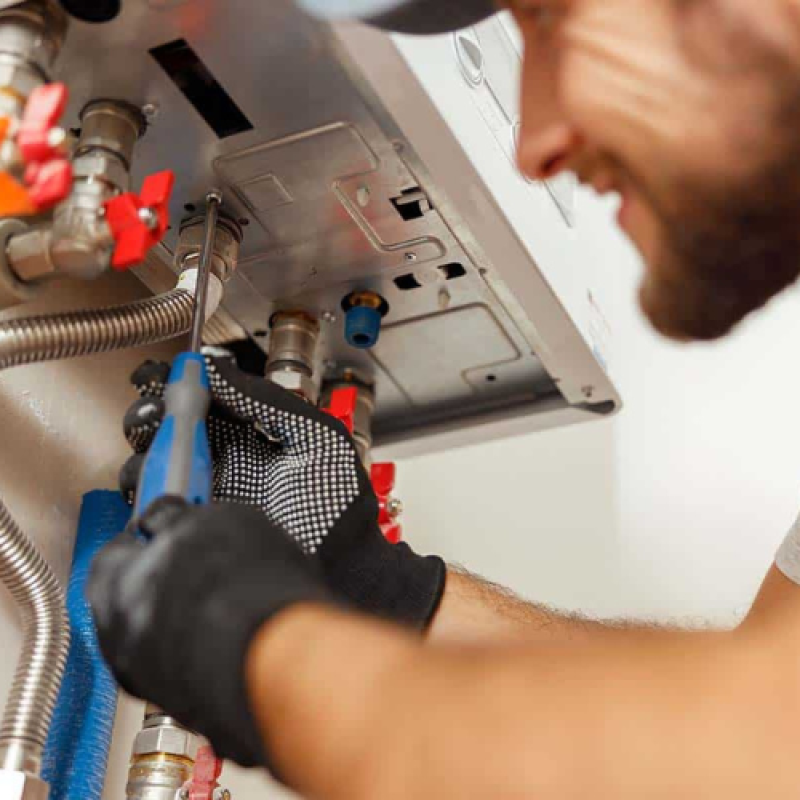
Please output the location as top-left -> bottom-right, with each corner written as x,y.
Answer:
516,121 -> 584,181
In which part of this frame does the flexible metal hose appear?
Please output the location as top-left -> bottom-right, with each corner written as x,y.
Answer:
0,289 -> 194,370
0,499 -> 69,774
0,287 -> 194,774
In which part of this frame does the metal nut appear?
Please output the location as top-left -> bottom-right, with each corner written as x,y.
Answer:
133,723 -> 198,760
5,226 -> 54,283
0,218 -> 39,309
0,770 -> 49,800
266,368 -> 317,403
71,150 -> 129,192
177,214 -> 242,283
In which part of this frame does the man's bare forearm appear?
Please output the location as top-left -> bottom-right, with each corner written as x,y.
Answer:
430,566 -> 674,644
247,566 -> 800,800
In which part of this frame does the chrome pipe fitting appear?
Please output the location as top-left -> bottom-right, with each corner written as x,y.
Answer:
0,0 -> 67,119
176,211 -> 242,284
265,311 -> 320,403
125,711 -> 197,800
5,99 -> 147,287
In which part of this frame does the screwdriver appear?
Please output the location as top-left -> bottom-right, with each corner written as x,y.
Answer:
133,191 -> 222,519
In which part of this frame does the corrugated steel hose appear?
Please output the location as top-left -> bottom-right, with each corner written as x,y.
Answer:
0,288 -> 194,774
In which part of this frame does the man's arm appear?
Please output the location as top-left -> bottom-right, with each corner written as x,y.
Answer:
430,566 -> 677,644
248,564 -> 800,800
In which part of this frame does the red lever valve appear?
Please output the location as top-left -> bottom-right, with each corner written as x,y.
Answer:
104,170 -> 175,270
18,83 -> 69,164
323,386 -> 404,543
4,83 -> 73,213
323,386 -> 358,434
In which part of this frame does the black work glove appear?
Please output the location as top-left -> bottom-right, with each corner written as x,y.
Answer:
121,349 -> 446,629
87,498 -> 332,768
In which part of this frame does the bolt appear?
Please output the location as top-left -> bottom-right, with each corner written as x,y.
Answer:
322,311 -> 337,324
405,252 -> 418,263
206,189 -> 224,205
386,497 -> 404,519
142,102 -> 160,120
138,206 -> 159,230
47,127 -> 67,151
582,386 -> 594,399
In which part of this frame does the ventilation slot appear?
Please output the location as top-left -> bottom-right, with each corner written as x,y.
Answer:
150,39 -> 254,139
439,263 -> 467,281
390,187 -> 431,221
394,273 -> 422,291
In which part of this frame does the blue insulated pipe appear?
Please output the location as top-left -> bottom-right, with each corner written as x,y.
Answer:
42,490 -> 130,800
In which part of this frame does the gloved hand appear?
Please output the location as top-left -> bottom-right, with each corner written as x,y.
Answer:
121,349 -> 446,628
88,497 -> 332,768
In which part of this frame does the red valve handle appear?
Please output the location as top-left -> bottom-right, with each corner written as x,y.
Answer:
17,83 -> 68,165
323,386 -> 358,434
104,170 -> 175,270
24,159 -> 72,210
183,744 -> 223,800
0,83 -> 74,213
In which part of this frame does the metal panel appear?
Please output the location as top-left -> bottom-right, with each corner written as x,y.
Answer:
52,0 -> 619,450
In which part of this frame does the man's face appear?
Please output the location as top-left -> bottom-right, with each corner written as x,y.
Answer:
512,0 -> 800,341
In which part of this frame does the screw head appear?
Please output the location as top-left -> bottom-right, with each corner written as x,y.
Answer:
386,498 -> 404,518
142,102 -> 160,120
138,206 -> 159,230
405,252 -> 418,263
356,185 -> 370,207
47,127 -> 67,150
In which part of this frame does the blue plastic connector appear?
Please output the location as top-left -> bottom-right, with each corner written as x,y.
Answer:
345,304 -> 383,349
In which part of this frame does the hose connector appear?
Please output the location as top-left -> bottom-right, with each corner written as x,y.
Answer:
342,290 -> 388,350
265,311 -> 320,403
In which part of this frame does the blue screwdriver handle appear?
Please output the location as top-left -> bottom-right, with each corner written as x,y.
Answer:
133,352 -> 213,519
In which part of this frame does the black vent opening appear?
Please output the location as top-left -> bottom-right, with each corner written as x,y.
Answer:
150,39 -> 254,139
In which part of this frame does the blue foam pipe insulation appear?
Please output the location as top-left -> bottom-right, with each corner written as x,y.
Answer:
42,490 -> 130,800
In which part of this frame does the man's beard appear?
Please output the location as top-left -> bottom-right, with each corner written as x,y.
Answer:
637,173 -> 800,342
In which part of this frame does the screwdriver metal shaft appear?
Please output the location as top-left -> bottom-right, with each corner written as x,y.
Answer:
190,190 -> 222,352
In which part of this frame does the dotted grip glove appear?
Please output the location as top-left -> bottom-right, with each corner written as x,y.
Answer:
121,349 -> 446,628
88,498 -> 332,768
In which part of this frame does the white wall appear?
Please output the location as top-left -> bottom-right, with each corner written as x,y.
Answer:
402,191 -> 799,630
3,186 -> 800,798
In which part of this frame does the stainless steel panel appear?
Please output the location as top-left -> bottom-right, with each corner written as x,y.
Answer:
52,0 -> 589,446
